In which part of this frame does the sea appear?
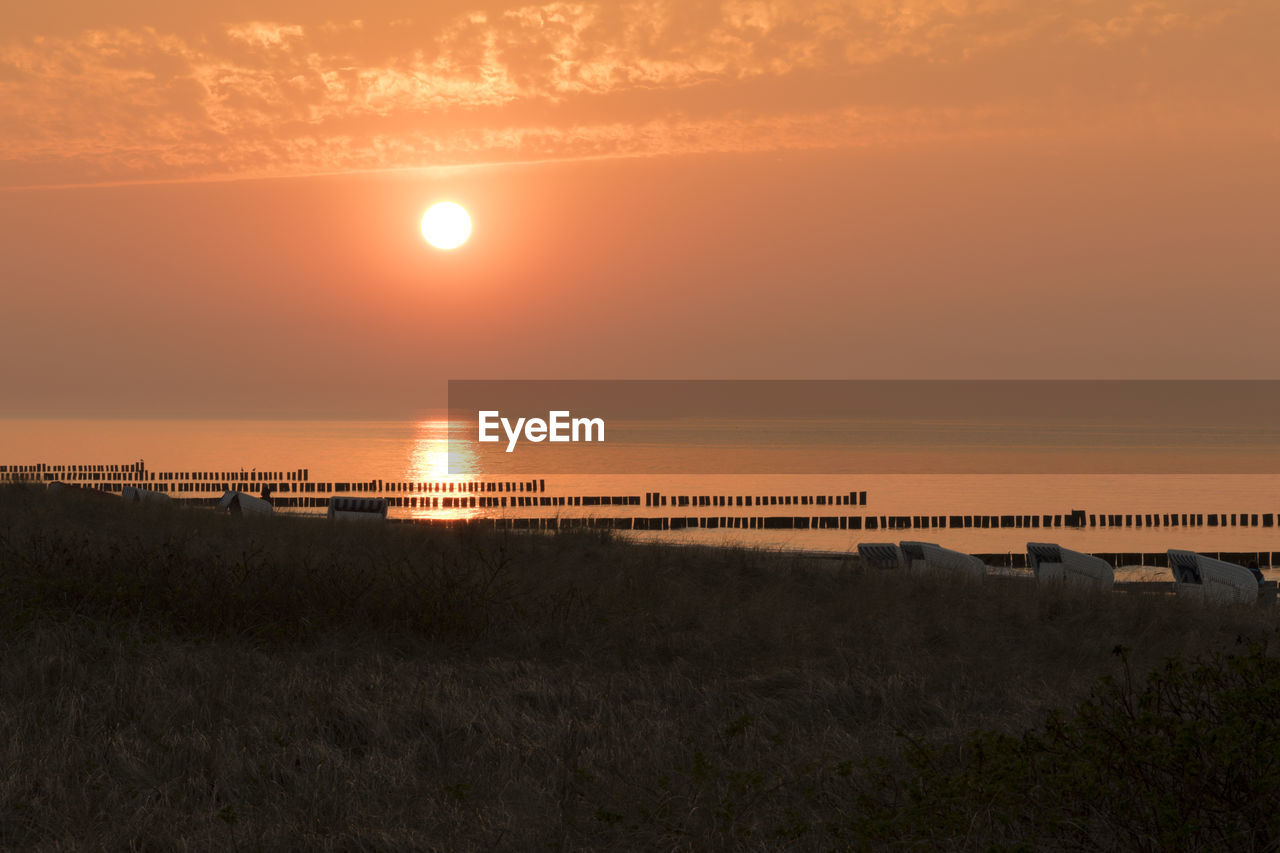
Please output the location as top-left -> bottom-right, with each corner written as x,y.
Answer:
3,417 -> 1280,566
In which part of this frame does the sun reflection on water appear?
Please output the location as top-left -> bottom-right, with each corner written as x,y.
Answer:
403,419 -> 482,520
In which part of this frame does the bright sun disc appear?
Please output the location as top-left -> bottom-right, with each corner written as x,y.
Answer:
420,201 -> 471,250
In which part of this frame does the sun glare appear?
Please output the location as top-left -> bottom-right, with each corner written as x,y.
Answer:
420,201 -> 472,250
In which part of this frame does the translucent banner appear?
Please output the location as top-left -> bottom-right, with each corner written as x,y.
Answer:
446,380 -> 1280,475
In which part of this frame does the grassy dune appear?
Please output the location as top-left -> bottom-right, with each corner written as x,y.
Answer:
0,484 -> 1277,850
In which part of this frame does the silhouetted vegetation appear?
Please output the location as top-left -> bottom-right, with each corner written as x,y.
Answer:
846,642 -> 1280,850
0,483 -> 1277,849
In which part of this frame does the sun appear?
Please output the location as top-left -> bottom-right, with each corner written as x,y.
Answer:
420,201 -> 472,250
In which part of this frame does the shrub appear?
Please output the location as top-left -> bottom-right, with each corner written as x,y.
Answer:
852,642 -> 1280,851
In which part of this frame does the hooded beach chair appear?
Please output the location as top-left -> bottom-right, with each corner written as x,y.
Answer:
1167,550 -> 1261,605
216,490 -> 273,516
899,541 -> 985,580
857,542 -> 905,569
1026,542 -> 1114,591
327,496 -> 389,521
122,485 -> 172,505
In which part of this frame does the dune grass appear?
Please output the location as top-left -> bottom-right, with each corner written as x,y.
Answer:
0,483 -> 1277,850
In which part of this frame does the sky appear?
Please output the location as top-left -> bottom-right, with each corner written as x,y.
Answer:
1,0 -> 1277,417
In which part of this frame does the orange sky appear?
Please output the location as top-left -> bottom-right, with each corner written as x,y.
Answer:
1,1 -> 1277,416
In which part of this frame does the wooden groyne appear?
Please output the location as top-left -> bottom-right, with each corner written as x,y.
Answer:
5,461 -> 1280,536
0,463 -> 547,500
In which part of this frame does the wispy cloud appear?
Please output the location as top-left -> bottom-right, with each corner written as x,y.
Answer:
0,0 -> 1271,187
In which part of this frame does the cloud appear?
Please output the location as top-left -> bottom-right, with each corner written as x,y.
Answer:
225,21 -> 306,48
0,0 -> 1273,187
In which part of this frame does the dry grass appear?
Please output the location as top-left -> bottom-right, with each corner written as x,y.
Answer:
0,484 -> 1276,850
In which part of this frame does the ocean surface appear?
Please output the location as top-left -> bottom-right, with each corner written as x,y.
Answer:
3,417 -> 1280,559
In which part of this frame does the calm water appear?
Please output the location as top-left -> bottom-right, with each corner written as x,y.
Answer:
3,417 -> 1279,558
